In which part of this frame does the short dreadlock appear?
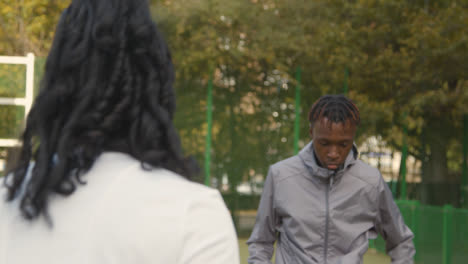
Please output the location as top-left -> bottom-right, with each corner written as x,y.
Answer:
308,94 -> 360,127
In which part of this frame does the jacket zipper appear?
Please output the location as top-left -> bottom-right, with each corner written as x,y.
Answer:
324,173 -> 335,264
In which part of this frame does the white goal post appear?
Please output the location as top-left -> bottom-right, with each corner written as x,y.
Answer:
0,53 -> 35,148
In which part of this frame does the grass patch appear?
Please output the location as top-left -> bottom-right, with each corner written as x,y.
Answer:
238,238 -> 390,264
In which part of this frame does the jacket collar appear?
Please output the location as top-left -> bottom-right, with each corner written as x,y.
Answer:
298,140 -> 358,180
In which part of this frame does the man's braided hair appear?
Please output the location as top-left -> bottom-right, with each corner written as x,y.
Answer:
308,94 -> 360,126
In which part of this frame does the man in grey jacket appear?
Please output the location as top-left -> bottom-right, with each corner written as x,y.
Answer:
247,95 -> 415,264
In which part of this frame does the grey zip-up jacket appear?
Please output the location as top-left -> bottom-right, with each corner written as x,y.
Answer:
247,142 -> 415,264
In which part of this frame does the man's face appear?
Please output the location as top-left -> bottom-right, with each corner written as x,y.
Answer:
309,117 -> 356,170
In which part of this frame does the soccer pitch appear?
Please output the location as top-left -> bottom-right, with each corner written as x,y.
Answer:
238,239 -> 390,264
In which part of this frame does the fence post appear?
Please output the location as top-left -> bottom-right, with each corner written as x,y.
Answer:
25,53 -> 35,116
293,67 -> 301,155
391,178 -> 397,198
399,113 -> 408,200
204,70 -> 214,186
462,114 -> 468,207
442,204 -> 453,264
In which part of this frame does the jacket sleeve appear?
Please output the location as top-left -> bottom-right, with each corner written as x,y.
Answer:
375,175 -> 415,264
246,167 -> 279,264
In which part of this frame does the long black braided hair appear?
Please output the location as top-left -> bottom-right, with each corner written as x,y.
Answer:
308,94 -> 360,126
4,0 -> 198,220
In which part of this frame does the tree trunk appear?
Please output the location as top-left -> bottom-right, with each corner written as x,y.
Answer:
421,124 -> 453,206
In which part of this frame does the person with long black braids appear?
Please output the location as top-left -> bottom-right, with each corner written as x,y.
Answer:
0,0 -> 239,263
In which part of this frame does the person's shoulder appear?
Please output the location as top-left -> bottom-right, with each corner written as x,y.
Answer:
346,159 -> 382,188
93,152 -> 219,201
269,155 -> 304,181
134,168 -> 218,201
150,169 -> 220,200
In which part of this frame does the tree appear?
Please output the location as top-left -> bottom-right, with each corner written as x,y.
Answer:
0,0 -> 67,56
153,0 -> 468,206
310,0 -> 468,205
152,0 -> 309,191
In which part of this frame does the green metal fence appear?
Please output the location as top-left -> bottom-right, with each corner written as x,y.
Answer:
372,200 -> 468,264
